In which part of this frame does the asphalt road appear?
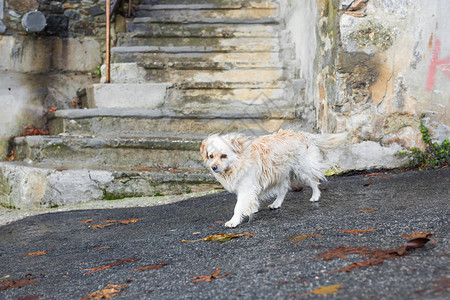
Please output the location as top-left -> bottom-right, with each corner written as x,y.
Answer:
0,168 -> 449,299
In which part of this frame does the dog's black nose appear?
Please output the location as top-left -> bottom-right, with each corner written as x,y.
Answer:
211,165 -> 218,171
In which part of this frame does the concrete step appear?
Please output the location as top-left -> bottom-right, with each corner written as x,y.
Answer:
116,36 -> 280,52
134,6 -> 277,20
0,161 -> 216,209
168,87 -> 290,110
145,68 -> 284,84
137,0 -> 277,9
86,82 -> 171,109
125,23 -> 280,38
48,109 -> 298,137
132,16 -> 279,25
112,52 -> 282,70
13,135 -> 204,170
138,0 -> 275,5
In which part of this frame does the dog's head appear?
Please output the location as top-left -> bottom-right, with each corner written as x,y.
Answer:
200,133 -> 250,174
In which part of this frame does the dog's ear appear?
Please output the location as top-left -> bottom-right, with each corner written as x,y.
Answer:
229,135 -> 249,154
200,138 -> 208,162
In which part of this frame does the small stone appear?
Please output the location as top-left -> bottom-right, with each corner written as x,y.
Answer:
64,10 -> 81,20
63,4 -> 76,9
86,5 -> 105,16
8,10 -> 22,19
79,9 -> 90,16
0,21 -> 6,34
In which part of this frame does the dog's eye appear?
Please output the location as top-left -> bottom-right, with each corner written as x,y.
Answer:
209,154 -> 214,159
220,154 -> 227,159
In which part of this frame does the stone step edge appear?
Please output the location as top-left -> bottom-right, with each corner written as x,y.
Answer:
0,161 -> 217,209
125,25 -> 280,38
130,61 -> 285,71
49,108 -> 298,121
14,135 -> 203,151
132,17 -> 280,25
111,45 -> 280,54
136,3 -> 276,10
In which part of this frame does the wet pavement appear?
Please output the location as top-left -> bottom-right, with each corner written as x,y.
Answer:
0,168 -> 449,299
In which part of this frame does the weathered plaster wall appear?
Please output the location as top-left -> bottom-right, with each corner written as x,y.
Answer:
299,0 -> 450,170
0,0 -> 108,158
281,0 -> 319,131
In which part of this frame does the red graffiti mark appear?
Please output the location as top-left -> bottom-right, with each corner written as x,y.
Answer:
426,39 -> 450,91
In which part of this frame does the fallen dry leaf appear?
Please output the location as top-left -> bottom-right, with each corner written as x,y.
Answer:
80,284 -> 128,300
316,237 -> 433,273
293,284 -> 343,297
364,172 -> 388,177
104,219 -> 118,223
84,257 -> 140,274
119,218 -> 140,225
182,232 -> 253,243
328,260 -> 384,273
92,246 -> 111,252
90,224 -> 113,229
79,219 -> 93,224
104,218 -> 140,225
132,263 -> 167,272
25,250 -> 47,257
414,276 -> 450,295
0,278 -> 38,290
348,0 -> 367,11
401,231 -> 434,239
334,228 -> 380,235
395,237 -> 433,256
287,228 -> 323,243
16,295 -> 43,300
47,107 -> 58,114
356,208 -> 377,213
190,268 -> 230,284
21,125 -> 49,137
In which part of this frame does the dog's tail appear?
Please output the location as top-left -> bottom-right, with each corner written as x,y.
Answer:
311,133 -> 347,151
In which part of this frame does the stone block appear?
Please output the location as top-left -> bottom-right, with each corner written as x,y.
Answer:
8,0 -> 38,12
86,83 -> 171,109
0,162 -> 110,208
0,35 -> 101,73
86,5 -> 105,16
100,63 -> 147,84
0,161 -> 215,209
0,20 -> 5,33
327,141 -> 406,171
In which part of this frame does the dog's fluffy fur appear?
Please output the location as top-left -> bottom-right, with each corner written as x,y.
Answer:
201,129 -> 347,228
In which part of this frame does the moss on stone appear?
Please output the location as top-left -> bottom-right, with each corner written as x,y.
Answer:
350,21 -> 394,51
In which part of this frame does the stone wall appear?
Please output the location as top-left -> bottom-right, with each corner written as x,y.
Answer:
2,0 -> 106,37
302,0 -> 450,170
0,0 -> 118,157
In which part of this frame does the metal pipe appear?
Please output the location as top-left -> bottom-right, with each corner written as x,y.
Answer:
128,0 -> 132,17
106,0 -> 111,83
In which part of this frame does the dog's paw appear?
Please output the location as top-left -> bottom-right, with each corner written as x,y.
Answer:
225,218 -> 241,228
268,204 -> 280,210
309,196 -> 320,202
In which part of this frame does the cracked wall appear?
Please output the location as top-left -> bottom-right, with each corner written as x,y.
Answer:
310,0 -> 450,169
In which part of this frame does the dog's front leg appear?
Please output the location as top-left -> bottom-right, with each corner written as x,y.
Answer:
225,192 -> 258,228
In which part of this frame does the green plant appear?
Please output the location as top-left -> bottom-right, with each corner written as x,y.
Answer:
94,64 -> 102,76
397,115 -> 449,169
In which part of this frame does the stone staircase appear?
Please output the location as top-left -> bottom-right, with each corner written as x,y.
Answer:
0,0 -> 303,209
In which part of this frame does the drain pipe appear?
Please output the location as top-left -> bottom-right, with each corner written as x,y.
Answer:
128,0 -> 132,17
105,0 -> 111,83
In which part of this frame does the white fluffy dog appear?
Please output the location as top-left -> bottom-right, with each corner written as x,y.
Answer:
200,129 -> 347,228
